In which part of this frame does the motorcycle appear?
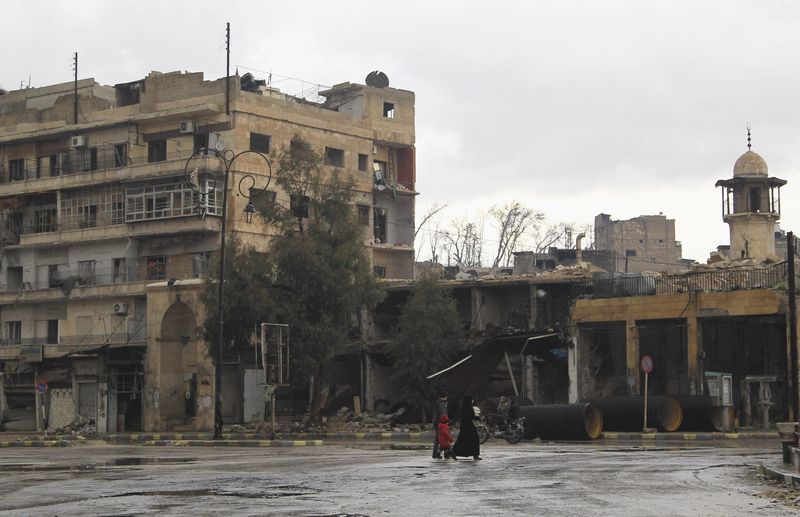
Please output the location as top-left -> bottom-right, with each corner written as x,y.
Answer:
476,414 -> 525,444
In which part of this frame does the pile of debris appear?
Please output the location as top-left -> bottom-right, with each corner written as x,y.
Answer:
51,415 -> 96,436
234,406 -> 426,436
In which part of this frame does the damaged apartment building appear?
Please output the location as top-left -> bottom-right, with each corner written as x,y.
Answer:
569,141 -> 794,429
0,69 -> 416,432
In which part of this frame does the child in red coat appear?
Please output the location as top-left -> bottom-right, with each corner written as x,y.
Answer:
437,415 -> 453,458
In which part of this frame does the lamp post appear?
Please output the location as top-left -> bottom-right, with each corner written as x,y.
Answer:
184,148 -> 272,439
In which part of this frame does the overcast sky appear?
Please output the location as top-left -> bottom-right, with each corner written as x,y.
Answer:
3,1 -> 799,264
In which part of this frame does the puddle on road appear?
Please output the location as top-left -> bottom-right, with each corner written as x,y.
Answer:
112,484 -> 317,500
0,457 -> 197,472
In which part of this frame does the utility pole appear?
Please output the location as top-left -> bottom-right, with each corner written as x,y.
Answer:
788,232 -> 798,422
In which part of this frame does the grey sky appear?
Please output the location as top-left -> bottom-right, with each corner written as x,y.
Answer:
3,1 -> 799,263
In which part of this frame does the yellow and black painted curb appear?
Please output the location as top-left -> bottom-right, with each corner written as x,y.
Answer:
0,440 -> 72,447
600,431 -> 779,441
104,432 -> 428,442
138,439 -> 324,447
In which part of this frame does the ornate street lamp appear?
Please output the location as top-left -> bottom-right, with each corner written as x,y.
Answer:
184,148 -> 272,439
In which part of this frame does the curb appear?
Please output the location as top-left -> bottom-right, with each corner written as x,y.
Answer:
601,432 -> 779,441
0,440 -> 72,447
139,439 -> 324,447
104,432 -> 428,442
760,463 -> 800,487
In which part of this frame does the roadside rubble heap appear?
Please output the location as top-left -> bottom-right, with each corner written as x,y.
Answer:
51,416 -> 96,436
234,407 -> 425,435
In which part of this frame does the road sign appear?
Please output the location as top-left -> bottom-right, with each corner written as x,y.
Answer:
35,381 -> 48,394
640,355 -> 654,374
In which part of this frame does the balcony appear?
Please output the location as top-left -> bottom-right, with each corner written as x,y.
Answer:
0,332 -> 147,361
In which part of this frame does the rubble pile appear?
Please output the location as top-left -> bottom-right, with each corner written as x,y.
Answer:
236,406 -> 426,435
52,415 -> 96,436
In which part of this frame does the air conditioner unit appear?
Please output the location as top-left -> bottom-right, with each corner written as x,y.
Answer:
112,302 -> 128,315
70,135 -> 86,148
179,120 -> 195,134
372,144 -> 378,155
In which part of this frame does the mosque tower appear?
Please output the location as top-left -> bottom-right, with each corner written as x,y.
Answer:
715,129 -> 786,260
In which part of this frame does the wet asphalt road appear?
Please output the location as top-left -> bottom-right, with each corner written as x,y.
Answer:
0,440 -> 794,516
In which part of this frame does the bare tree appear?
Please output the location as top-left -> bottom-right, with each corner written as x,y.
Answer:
489,201 -> 544,268
414,202 -> 448,262
531,221 -> 577,254
446,217 -> 484,267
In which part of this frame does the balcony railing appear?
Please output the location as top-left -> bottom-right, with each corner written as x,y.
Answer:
0,332 -> 146,347
0,149 -> 195,184
592,262 -> 788,299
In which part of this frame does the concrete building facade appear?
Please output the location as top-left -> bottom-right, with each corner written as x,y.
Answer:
594,213 -> 685,273
0,70 -> 416,432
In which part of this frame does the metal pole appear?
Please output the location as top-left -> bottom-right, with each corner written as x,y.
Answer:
73,52 -> 78,125
787,232 -> 798,422
643,372 -> 649,431
214,160 -> 231,440
225,22 -> 230,116
504,352 -> 519,397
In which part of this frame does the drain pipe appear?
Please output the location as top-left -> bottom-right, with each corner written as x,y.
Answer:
576,233 -> 586,262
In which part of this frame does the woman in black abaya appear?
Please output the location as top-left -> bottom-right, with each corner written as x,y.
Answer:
451,394 -> 482,461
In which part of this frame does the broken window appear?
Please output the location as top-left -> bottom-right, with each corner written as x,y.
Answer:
146,256 -> 167,280
192,252 -> 212,278
48,265 -> 62,288
373,266 -> 387,278
357,204 -> 370,226
358,153 -> 368,172
373,207 -> 387,244
325,147 -> 344,167
113,258 -> 127,283
290,194 -> 310,219
9,159 -> 25,181
383,102 -> 395,119
78,204 -> 98,228
148,139 -> 167,163
78,260 -> 96,285
193,133 -> 209,154
46,320 -> 58,344
250,132 -> 271,154
626,249 -> 637,257
114,143 -> 128,168
6,321 -> 21,345
6,266 -> 23,290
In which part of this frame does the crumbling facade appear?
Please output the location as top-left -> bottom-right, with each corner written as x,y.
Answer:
594,213 -> 685,273
0,70 -> 416,432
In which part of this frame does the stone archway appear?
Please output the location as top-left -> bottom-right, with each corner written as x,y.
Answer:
158,301 -> 200,430
160,301 -> 197,340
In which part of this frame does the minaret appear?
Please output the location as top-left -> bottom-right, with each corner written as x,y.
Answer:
715,128 -> 786,260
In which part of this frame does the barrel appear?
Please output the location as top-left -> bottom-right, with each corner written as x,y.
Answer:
518,403 -> 603,440
585,396 -> 683,432
672,395 -> 716,432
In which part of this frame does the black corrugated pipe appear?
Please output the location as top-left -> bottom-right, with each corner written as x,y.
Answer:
672,395 -> 717,432
585,396 -> 683,432
518,403 -> 603,441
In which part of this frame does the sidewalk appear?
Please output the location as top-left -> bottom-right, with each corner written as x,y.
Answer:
0,429 -> 779,447
761,463 -> 800,487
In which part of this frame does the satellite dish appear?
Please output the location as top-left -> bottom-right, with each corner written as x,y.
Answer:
365,71 -> 389,88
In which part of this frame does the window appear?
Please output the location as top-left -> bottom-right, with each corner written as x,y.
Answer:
78,260 -> 96,285
113,258 -> 127,284
250,132 -> 271,153
34,208 -> 57,233
358,153 -> 368,172
625,250 -> 637,257
373,266 -> 387,278
89,147 -> 98,171
148,139 -> 167,163
6,321 -> 21,345
48,265 -> 62,288
357,205 -> 370,226
290,194 -> 310,219
9,159 -> 24,181
325,147 -> 344,167
78,204 -> 97,228
146,256 -> 167,280
6,266 -> 23,291
373,207 -> 387,244
193,133 -> 209,154
46,320 -> 58,344
125,180 -> 217,222
382,102 -> 395,118
749,187 -> 762,212
192,252 -> 213,278
114,143 -> 128,168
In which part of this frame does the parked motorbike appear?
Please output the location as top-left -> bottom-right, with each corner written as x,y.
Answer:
476,414 -> 525,444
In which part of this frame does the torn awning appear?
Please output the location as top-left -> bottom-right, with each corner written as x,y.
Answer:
427,332 -> 563,415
